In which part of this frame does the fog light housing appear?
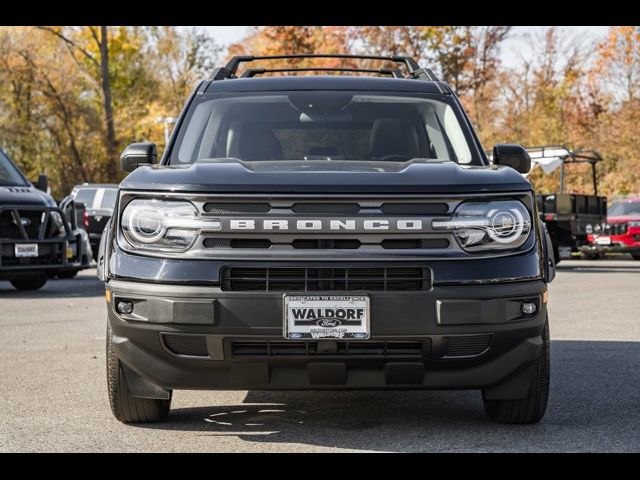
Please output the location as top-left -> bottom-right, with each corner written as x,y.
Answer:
116,300 -> 134,315
521,302 -> 537,315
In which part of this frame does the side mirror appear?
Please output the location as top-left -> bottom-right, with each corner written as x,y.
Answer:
120,142 -> 157,173
492,144 -> 531,174
34,174 -> 49,192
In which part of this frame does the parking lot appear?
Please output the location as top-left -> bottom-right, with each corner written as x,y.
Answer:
1,259 -> 639,452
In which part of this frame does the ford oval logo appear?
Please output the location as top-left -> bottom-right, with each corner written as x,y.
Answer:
20,218 -> 31,227
317,318 -> 341,328
289,333 -> 303,339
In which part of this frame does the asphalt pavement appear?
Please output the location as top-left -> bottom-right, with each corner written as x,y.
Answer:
1,259 -> 639,452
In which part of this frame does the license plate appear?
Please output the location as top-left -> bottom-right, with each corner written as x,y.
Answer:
284,295 -> 370,340
596,236 -> 612,245
15,243 -> 38,258
559,246 -> 572,258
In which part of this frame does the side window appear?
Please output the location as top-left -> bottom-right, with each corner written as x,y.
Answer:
177,102 -> 211,164
423,109 -> 451,161
442,106 -> 472,164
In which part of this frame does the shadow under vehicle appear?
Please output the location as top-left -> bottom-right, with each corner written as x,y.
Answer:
527,146 -> 607,263
0,149 -> 91,289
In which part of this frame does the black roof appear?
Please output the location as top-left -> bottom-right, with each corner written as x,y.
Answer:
203,75 -> 449,94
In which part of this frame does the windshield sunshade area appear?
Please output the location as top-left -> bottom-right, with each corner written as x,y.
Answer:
170,92 -> 478,165
0,150 -> 28,187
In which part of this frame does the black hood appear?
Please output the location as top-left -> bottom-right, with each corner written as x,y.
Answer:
120,160 -> 532,194
0,186 -> 56,207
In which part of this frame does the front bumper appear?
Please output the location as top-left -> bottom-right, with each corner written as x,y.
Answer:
581,233 -> 640,255
0,239 -> 84,279
106,279 -> 547,392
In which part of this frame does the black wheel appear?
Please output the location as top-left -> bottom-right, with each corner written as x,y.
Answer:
632,254 -> 640,261
482,319 -> 550,424
106,322 -> 171,423
10,276 -> 48,291
581,252 -> 600,261
56,270 -> 79,279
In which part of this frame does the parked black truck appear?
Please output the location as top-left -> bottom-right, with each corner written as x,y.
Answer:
0,149 -> 91,289
99,54 -> 556,425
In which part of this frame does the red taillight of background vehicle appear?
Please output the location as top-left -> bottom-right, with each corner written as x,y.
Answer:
83,210 -> 89,229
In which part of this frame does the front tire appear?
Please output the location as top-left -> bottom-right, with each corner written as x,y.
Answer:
482,319 -> 550,424
106,322 -> 171,423
10,275 -> 48,291
631,254 -> 640,261
581,252 -> 601,260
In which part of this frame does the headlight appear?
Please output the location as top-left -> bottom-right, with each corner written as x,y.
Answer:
121,199 -> 201,252
585,224 -> 593,234
432,200 -> 532,252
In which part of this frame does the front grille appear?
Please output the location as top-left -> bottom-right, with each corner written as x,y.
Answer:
0,208 -> 63,240
381,238 -> 450,249
203,238 -> 273,249
0,211 -> 21,239
220,267 -> 430,291
203,202 -> 271,214
162,334 -> 209,357
291,239 -> 361,249
444,335 -> 492,357
604,222 -> 628,236
189,196 -> 457,257
232,340 -> 425,357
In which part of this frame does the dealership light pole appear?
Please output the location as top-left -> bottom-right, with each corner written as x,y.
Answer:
156,116 -> 177,145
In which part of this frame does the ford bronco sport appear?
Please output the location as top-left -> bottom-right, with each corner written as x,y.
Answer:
99,54 -> 556,424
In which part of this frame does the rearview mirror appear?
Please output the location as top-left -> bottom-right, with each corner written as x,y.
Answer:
492,144 -> 531,174
120,142 -> 157,173
34,174 -> 48,192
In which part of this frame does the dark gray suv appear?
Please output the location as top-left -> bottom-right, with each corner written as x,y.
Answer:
99,54 -> 555,424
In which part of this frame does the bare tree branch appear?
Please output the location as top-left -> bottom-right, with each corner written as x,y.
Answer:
36,26 -> 100,69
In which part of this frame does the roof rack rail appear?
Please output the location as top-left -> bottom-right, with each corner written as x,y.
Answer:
240,67 -> 405,78
209,54 -> 439,81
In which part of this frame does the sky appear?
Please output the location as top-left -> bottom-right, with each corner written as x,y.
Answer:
191,26 -> 611,68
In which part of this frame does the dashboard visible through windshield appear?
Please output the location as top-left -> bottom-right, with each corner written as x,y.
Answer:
169,91 -> 480,166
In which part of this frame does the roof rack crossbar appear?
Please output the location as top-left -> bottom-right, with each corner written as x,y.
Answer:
240,67 -> 405,79
526,145 -> 603,163
212,54 -> 438,81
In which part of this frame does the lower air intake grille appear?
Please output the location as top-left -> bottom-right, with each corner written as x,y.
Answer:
162,334 -> 209,357
444,335 -> 492,357
232,341 -> 425,357
221,267 -> 431,291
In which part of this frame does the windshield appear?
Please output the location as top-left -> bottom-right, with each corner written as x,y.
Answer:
74,188 -> 97,207
0,150 -> 28,187
169,92 -> 479,165
99,188 -> 118,210
608,201 -> 640,216
74,187 -> 118,211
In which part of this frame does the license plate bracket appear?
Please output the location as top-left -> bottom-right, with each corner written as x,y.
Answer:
283,295 -> 370,340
